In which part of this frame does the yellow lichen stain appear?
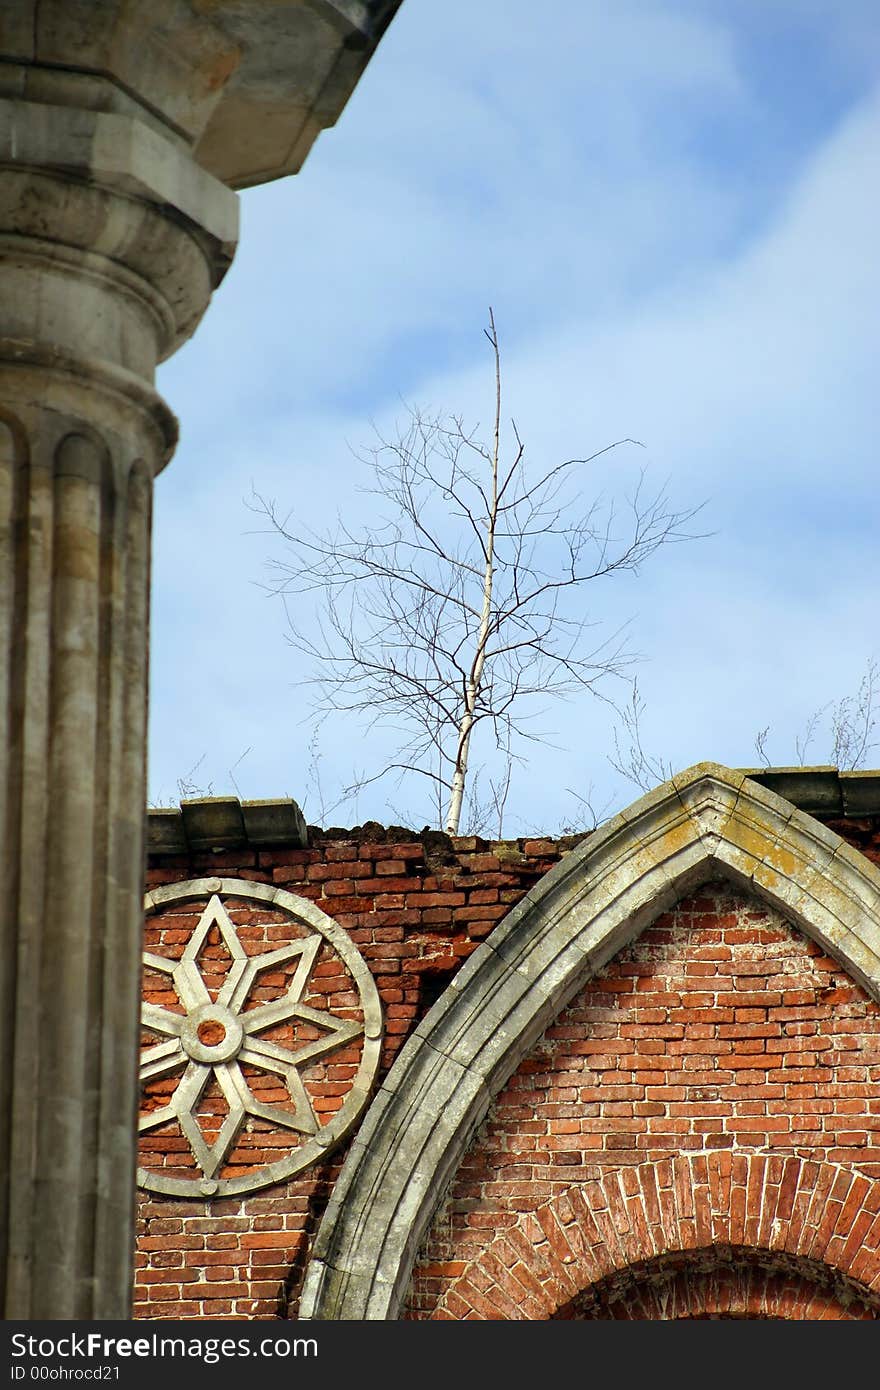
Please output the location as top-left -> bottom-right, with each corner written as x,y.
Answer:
717,814 -> 796,874
654,817 -> 697,860
762,843 -> 799,879
751,860 -> 782,893
203,46 -> 240,93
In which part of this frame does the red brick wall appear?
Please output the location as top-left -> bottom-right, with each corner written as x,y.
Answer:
136,816 -> 880,1321
405,881 -> 880,1318
135,829 -> 571,1319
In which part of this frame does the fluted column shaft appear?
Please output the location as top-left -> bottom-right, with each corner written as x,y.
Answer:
0,98 -> 237,1318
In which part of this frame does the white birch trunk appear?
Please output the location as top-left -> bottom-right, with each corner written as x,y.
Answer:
445,313 -> 502,835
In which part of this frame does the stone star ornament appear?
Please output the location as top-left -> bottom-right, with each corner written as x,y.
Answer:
138,878 -> 383,1198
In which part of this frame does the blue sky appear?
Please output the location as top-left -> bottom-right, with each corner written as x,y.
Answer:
149,0 -> 880,835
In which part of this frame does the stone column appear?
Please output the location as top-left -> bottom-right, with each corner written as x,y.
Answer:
0,99 -> 236,1319
0,0 -> 402,1323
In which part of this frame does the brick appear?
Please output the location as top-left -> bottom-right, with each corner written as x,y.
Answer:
139,860 -> 880,1322
408,892 -> 466,909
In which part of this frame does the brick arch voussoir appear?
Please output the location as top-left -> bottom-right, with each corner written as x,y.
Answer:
433,1154 -> 880,1320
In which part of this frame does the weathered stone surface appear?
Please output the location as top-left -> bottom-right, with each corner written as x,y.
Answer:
146,808 -> 187,857
180,797 -> 247,852
742,765 -> 880,819
743,766 -> 844,816
240,797 -> 308,848
0,0 -> 403,1321
299,763 -> 880,1320
840,770 -> 880,818
0,1 -> 404,189
1,403 -> 157,1318
139,880 -> 382,1199
147,795 -> 309,853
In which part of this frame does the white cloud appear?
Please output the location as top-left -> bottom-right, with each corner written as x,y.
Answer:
148,4 -> 880,830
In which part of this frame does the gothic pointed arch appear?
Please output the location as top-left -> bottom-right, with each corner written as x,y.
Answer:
300,762 -> 880,1320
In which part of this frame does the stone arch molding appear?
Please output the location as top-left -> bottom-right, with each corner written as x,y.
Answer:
299,762 -> 880,1320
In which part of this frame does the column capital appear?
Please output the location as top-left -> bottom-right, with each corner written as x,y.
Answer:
0,97 -> 238,288
0,100 -> 237,473
0,0 -> 404,189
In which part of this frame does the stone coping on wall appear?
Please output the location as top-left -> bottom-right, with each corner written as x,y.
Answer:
146,767 -> 880,858
742,766 -> 880,818
147,797 -> 308,854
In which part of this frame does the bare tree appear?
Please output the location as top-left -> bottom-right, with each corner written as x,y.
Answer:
148,747 -> 252,809
613,659 -> 880,796
608,677 -> 676,792
754,657 -> 879,771
251,311 -> 699,834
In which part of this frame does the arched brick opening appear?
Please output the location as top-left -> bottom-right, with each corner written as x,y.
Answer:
301,765 -> 880,1320
429,1155 -> 880,1320
555,1250 -> 878,1319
